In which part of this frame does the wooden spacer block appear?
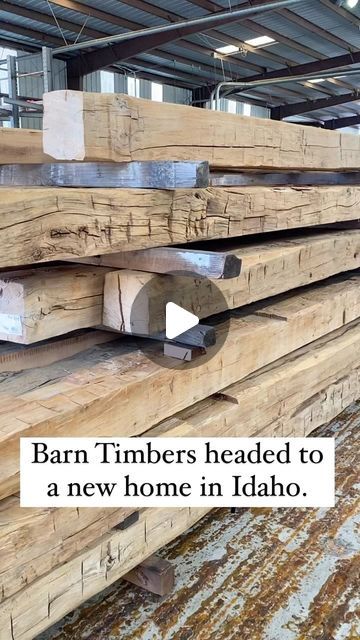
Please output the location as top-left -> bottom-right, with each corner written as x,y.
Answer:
123,554 -> 175,596
163,342 -> 206,361
114,510 -> 140,530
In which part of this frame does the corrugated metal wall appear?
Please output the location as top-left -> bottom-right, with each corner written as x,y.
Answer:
85,72 -> 191,105
17,53 -> 66,129
205,98 -> 269,118
9,50 -> 269,129
114,74 -> 127,94
163,84 -> 191,105
83,72 -> 101,93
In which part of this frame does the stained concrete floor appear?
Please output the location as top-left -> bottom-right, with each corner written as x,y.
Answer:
38,401 -> 360,640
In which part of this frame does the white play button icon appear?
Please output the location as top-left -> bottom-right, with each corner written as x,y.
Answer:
165,302 -> 199,340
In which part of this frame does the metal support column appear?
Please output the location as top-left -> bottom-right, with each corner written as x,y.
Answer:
7,55 -> 19,128
42,47 -> 53,93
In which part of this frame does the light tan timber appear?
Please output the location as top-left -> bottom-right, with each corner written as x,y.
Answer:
103,230 -> 360,334
43,91 -> 360,170
0,266 -> 112,344
0,498 -> 134,602
2,322 -> 360,638
147,320 -> 360,441
0,330 -> 114,373
2,185 -> 360,268
0,128 -> 51,164
0,273 -> 359,500
0,319 -> 359,604
0,506 -> 210,640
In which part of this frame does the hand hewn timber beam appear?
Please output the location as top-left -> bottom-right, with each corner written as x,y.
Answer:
323,114 -> 360,130
65,0 -> 301,86
271,90 -> 360,119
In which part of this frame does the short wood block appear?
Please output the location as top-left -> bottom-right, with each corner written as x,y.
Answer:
123,555 -> 175,596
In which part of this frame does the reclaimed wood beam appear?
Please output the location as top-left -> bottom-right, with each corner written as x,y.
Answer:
2,185 -> 360,268
43,91 -> 360,169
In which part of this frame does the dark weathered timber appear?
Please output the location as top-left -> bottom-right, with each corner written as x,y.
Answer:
211,171 -> 360,187
123,555 -> 175,596
71,246 -> 241,280
0,161 -> 209,189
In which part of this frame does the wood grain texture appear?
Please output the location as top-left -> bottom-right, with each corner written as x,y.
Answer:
0,128 -> 50,164
0,330 -> 114,373
0,266 -> 110,344
123,555 -> 174,596
0,506 -> 209,640
2,185 -> 360,268
72,246 -> 242,279
47,409 -> 359,640
0,274 -> 359,500
0,498 -> 134,602
1,322 -> 359,638
43,91 -> 360,170
103,230 -> 360,334
148,320 -> 360,441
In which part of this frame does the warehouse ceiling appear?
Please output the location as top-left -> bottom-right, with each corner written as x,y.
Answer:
1,0 -> 360,125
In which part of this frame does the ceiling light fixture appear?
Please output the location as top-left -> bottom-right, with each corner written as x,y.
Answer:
244,35 -> 275,47
336,0 -> 358,8
214,44 -> 240,55
308,78 -> 325,83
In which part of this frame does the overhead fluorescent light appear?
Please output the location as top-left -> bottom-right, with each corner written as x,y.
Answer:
244,35 -> 275,47
308,78 -> 325,83
215,44 -> 239,55
346,0 -> 358,8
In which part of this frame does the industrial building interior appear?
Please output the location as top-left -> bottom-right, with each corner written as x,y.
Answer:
1,0 -> 360,129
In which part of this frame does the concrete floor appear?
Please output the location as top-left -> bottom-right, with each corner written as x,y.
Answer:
38,401 -> 360,640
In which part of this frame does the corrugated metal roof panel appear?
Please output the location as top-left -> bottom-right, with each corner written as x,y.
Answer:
253,13 -> 348,57
0,12 -> 80,41
290,1 -> 360,30
0,28 -> 38,45
74,0 -> 166,27
1,0 -> 360,123
145,0 -> 207,19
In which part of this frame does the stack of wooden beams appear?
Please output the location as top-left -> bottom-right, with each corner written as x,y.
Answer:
0,91 -> 359,640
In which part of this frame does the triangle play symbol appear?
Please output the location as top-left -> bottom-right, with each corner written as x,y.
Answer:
165,302 -> 199,340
